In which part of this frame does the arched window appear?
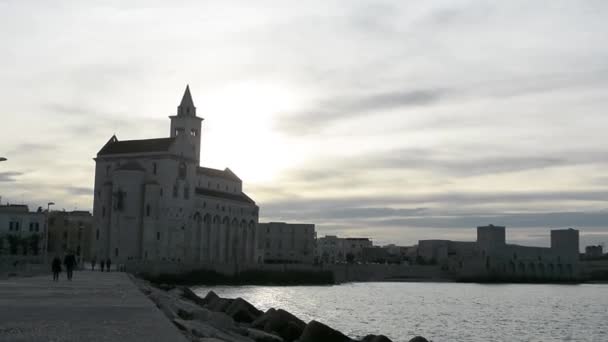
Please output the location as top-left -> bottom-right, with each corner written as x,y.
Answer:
178,162 -> 187,179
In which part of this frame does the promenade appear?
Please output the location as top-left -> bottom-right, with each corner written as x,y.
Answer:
0,270 -> 188,342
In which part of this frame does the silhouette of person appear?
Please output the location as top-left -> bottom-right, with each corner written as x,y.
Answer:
100,259 -> 105,272
64,251 -> 77,281
106,258 -> 112,272
91,256 -> 97,271
52,256 -> 61,281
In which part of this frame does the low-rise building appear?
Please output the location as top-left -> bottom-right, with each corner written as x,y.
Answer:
257,222 -> 316,264
585,245 -> 604,259
417,225 -> 581,280
0,204 -> 46,256
48,210 -> 93,262
317,235 -> 372,263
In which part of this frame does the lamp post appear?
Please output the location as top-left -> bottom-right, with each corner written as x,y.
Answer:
45,202 -> 55,263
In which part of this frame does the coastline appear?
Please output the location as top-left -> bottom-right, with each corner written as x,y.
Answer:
132,275 -> 430,342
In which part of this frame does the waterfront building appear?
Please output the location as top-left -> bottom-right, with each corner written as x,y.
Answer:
584,245 -> 603,259
0,204 -> 45,255
317,235 -> 372,263
48,210 -> 92,261
257,222 -> 316,264
417,225 -> 580,280
91,86 -> 259,266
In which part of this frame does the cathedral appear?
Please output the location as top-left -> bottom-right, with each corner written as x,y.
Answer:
91,86 -> 259,266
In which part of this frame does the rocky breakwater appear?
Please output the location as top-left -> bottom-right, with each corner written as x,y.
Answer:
132,277 -> 430,342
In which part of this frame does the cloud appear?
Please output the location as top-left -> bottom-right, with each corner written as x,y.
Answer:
0,171 -> 23,182
65,186 -> 93,196
276,88 -> 444,135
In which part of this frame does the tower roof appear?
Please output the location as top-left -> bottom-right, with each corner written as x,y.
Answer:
178,84 -> 196,116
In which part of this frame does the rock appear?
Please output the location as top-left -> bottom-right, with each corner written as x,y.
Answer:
169,287 -> 184,298
158,283 -> 176,291
182,287 -> 208,307
225,297 -> 263,323
154,294 -> 179,319
175,299 -> 202,320
362,335 -> 393,342
251,308 -> 306,342
207,297 -> 234,312
173,319 -> 254,342
245,328 -> 284,342
203,290 -> 220,304
192,307 -> 236,330
408,337 -> 428,342
299,320 -> 352,342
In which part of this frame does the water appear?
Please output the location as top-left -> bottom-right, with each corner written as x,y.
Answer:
193,282 -> 608,342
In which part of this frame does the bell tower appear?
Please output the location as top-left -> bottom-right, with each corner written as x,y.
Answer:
170,85 -> 204,162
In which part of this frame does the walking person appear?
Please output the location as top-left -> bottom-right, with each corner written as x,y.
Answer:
52,256 -> 61,281
91,256 -> 97,271
64,251 -> 77,281
106,258 -> 112,272
100,259 -> 105,272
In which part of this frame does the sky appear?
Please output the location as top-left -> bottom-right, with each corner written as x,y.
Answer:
1,0 -> 608,250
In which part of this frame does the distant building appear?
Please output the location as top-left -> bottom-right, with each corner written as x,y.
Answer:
48,211 -> 93,261
91,86 -> 259,266
0,204 -> 45,256
257,222 -> 316,264
585,245 -> 604,259
317,235 -> 372,263
418,225 -> 580,280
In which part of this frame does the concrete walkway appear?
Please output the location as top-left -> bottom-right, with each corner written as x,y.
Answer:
0,271 -> 188,342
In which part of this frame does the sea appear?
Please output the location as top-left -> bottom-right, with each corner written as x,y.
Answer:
193,282 -> 608,342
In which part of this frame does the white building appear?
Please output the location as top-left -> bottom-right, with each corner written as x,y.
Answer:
0,204 -> 45,255
257,222 -> 316,264
91,86 -> 259,266
317,235 -> 372,263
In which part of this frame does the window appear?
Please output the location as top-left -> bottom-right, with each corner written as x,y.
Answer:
157,232 -> 161,241
146,204 -> 151,217
96,229 -> 99,240
190,129 -> 197,137
216,183 -> 219,189
106,165 -> 110,175
29,223 -> 34,232
63,232 -> 68,240
97,190 -> 101,198
115,248 -> 119,257
160,188 -> 163,197
102,206 -> 106,217
184,186 -> 189,199
153,163 -> 157,175
173,185 -> 178,198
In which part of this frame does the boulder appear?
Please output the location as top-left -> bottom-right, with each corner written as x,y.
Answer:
153,294 -> 179,319
192,307 -> 236,330
361,335 -> 393,342
175,299 -> 202,320
173,319 -> 254,342
203,290 -> 220,304
207,297 -> 234,313
299,320 -> 352,342
225,297 -> 264,323
168,287 -> 184,298
182,287 -> 208,307
408,337 -> 428,342
245,328 -> 284,342
251,308 -> 306,342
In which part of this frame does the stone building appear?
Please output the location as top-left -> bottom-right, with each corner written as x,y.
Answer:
257,222 -> 316,264
91,86 -> 259,266
317,235 -> 373,263
48,210 -> 93,261
0,204 -> 45,255
418,225 -> 581,280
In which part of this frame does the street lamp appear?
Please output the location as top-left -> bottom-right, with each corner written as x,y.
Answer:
45,202 -> 55,263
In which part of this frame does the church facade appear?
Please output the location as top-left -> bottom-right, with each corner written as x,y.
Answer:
91,86 -> 259,266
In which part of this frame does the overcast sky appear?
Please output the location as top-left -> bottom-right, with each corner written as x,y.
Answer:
1,0 -> 608,249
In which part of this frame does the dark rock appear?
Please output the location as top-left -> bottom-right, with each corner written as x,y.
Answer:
408,337 -> 429,342
245,328 -> 284,342
299,320 -> 352,342
251,308 -> 306,342
158,283 -> 176,291
181,287 -> 208,307
207,297 -> 234,312
362,335 -> 393,342
225,297 -> 264,323
203,290 -> 220,304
